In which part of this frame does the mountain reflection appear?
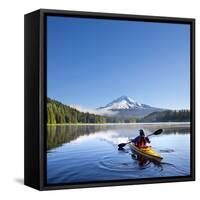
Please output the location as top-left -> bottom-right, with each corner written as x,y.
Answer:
47,124 -> 190,151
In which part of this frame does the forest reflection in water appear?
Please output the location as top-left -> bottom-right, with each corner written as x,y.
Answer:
47,123 -> 190,151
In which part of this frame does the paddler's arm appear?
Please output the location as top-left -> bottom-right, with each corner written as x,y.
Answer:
131,136 -> 139,143
145,136 -> 151,143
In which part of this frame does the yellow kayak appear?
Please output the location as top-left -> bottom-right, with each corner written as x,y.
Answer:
129,142 -> 163,162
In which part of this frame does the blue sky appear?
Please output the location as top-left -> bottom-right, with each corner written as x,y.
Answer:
47,16 -> 190,110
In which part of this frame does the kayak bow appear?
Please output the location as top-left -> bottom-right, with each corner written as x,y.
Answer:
129,141 -> 163,162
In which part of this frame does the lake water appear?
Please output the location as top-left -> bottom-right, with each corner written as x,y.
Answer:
47,123 -> 190,184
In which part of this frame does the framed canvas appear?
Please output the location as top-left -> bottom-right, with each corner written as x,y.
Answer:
24,9 -> 195,190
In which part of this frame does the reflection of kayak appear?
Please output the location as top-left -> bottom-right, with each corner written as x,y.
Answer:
129,142 -> 163,162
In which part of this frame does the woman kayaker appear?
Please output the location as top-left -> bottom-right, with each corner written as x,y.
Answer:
131,129 -> 151,148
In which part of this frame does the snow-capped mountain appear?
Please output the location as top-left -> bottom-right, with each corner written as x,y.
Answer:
98,96 -> 144,110
97,96 -> 165,118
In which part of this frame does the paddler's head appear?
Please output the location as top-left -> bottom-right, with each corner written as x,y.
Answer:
139,129 -> 145,137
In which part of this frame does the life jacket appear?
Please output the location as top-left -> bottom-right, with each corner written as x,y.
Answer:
136,137 -> 147,148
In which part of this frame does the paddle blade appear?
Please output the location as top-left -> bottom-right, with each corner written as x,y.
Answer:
118,143 -> 127,148
153,129 -> 163,135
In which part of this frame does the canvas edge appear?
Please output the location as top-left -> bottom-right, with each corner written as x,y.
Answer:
24,8 -> 195,191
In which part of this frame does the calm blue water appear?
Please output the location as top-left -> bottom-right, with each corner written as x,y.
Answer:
47,123 -> 190,184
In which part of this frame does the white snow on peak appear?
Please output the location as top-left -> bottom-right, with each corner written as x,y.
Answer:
98,96 -> 144,110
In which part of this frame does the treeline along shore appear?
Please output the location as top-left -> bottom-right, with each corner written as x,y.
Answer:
47,98 -> 190,124
137,110 -> 190,123
47,98 -> 106,124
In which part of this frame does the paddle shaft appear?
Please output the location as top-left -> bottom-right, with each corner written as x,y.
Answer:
118,129 -> 163,148
146,133 -> 154,137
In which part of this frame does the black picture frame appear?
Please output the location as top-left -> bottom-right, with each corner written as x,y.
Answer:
24,9 -> 195,191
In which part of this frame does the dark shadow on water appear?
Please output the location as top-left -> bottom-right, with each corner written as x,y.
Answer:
14,178 -> 24,185
118,147 -> 125,151
130,152 -> 164,171
119,146 -> 164,171
118,147 -> 130,153
160,149 -> 175,153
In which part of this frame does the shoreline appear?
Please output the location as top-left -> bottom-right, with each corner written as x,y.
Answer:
47,122 -> 190,126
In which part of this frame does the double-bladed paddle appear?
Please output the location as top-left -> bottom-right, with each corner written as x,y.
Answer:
118,129 -> 163,149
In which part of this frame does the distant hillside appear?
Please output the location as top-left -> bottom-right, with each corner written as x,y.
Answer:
47,98 -> 136,124
137,110 -> 190,123
47,98 -> 137,124
47,97 -> 188,124
47,98 -> 106,124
